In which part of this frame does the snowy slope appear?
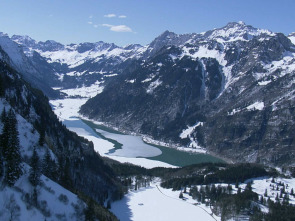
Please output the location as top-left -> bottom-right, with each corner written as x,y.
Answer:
0,166 -> 85,221
0,99 -> 86,221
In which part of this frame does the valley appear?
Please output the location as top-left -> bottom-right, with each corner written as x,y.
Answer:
1,18 -> 295,220
50,95 -> 223,168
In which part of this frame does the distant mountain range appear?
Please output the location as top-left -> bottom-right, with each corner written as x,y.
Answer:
1,21 -> 295,166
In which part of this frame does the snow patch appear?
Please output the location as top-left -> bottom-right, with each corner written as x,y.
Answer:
246,101 -> 264,111
289,36 -> 295,45
60,81 -> 104,98
258,80 -> 272,86
180,122 -> 206,152
146,79 -> 162,94
125,79 -> 136,83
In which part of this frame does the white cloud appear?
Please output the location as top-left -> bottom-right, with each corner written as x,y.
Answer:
102,24 -> 113,28
93,24 -> 98,28
89,15 -> 93,19
88,21 -> 93,24
102,24 -> 133,32
119,15 -> 127,19
104,14 -> 116,18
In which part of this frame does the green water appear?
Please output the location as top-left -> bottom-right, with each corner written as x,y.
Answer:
147,143 -> 224,167
83,120 -> 123,151
82,119 -> 224,167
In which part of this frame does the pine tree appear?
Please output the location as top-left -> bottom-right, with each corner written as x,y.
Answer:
42,149 -> 51,177
2,109 -> 22,186
1,107 -> 6,123
245,182 -> 252,191
0,148 -> 3,178
29,148 -> 40,187
264,189 -> 268,197
0,75 -> 4,97
260,195 -> 264,204
42,148 -> 58,181
179,191 -> 183,199
38,128 -> 45,146
60,157 -> 73,189
84,200 -> 95,221
237,187 -> 241,194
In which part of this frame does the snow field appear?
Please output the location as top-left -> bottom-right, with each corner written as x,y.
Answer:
111,180 -> 219,221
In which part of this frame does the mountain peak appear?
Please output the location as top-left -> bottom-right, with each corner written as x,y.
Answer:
205,21 -> 274,42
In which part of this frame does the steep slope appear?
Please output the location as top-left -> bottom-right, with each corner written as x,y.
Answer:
0,56 -> 121,220
0,33 -> 60,98
80,22 -> 295,166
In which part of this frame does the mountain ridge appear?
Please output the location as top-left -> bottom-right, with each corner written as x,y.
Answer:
79,22 -> 295,166
1,21 -> 295,166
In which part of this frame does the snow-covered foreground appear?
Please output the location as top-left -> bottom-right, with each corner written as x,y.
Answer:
111,181 -> 219,221
50,98 -> 176,168
0,165 -> 84,221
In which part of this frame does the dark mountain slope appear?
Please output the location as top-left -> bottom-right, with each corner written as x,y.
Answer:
0,56 -> 122,204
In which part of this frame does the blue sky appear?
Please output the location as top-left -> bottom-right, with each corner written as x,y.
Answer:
0,0 -> 294,46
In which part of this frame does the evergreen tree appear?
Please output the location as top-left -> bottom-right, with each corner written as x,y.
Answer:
245,182 -> 252,191
283,194 -> 289,205
179,191 -> 183,199
42,148 -> 52,178
59,157 -> 73,190
38,128 -> 45,146
260,195 -> 264,204
0,147 -> 2,178
1,107 -> 6,123
32,188 -> 38,207
275,193 -> 279,202
29,148 -> 40,187
227,184 -> 232,194
42,148 -> 58,181
2,109 -> 22,186
0,75 -> 4,97
237,187 -> 241,194
84,200 -> 95,221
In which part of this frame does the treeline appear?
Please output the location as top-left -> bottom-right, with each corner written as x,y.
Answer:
188,182 -> 260,220
161,163 -> 270,189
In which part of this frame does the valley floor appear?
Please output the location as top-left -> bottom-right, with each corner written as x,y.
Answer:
111,180 -> 219,221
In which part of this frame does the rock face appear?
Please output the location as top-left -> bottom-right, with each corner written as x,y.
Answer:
80,22 -> 295,166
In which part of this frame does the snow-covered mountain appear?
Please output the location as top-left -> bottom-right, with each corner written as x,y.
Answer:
11,35 -> 145,89
7,22 -> 278,92
80,22 -> 295,166
2,21 -> 295,166
0,33 -> 60,98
